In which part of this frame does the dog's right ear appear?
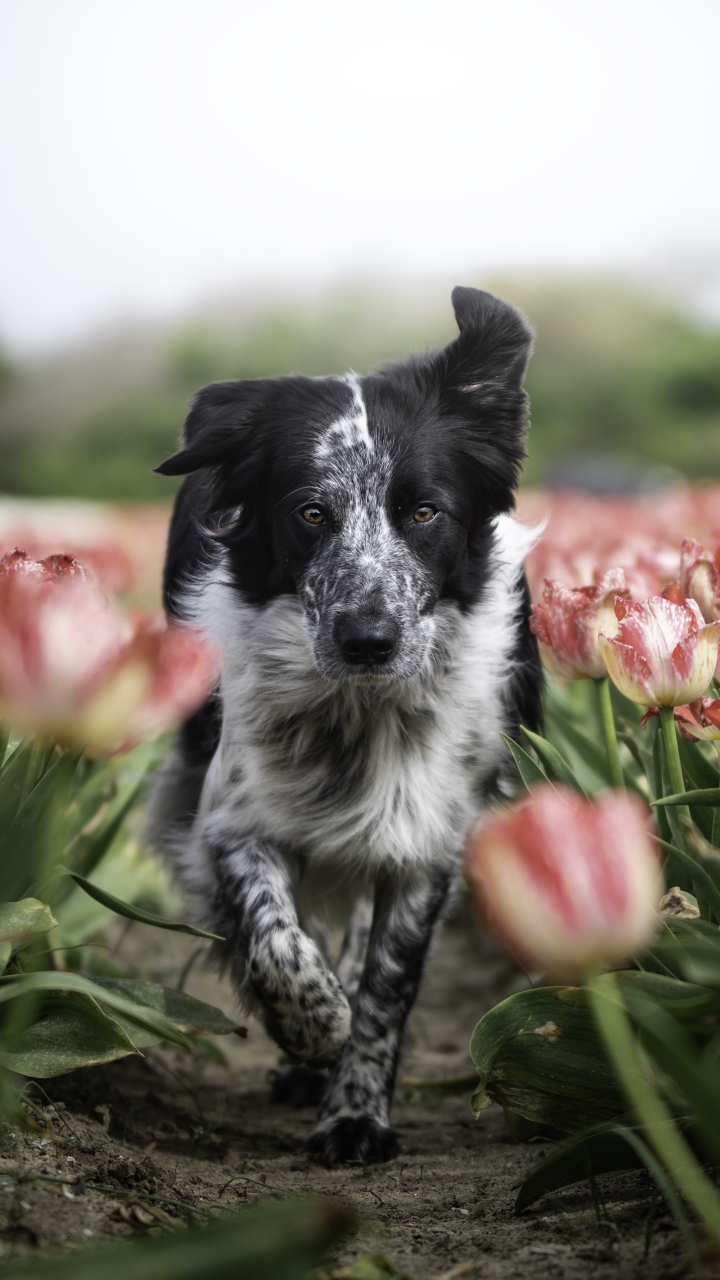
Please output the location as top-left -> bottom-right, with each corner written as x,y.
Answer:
155,380 -> 270,477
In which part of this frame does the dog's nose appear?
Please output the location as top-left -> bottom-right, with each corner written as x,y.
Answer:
335,615 -> 399,666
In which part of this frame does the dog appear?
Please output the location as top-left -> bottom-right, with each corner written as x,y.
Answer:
148,285 -> 543,1166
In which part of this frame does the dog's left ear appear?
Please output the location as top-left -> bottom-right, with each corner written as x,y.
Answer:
433,286 -> 534,513
448,286 -> 532,390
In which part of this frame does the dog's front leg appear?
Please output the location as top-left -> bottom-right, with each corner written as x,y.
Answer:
308,865 -> 453,1164
211,836 -> 351,1064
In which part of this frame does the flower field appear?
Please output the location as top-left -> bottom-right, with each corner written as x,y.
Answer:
3,484 -> 720,1274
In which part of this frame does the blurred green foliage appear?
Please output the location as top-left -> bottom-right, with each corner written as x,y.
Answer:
1,278 -> 719,500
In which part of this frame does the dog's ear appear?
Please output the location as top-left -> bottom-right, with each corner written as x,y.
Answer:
155,380 -> 270,477
448,286 -> 532,391
432,287 -> 534,513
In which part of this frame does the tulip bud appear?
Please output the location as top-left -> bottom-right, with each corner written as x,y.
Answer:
530,569 -> 630,681
599,595 -> 720,707
680,538 -> 720,622
0,549 -> 218,755
465,785 -> 663,981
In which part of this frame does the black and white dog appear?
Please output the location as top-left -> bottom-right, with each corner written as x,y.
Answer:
149,286 -> 542,1166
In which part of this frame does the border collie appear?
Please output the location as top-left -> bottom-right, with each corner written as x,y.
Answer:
149,286 -> 542,1166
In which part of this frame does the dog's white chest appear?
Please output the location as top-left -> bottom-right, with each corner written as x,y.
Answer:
208,653 -> 507,872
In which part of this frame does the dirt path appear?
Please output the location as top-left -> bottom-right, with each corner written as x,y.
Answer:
0,910 -> 686,1278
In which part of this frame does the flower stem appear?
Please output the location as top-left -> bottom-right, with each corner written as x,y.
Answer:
659,705 -> 691,828
596,677 -> 624,789
590,976 -> 720,1245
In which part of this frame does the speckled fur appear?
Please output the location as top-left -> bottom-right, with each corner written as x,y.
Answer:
148,286 -> 542,1164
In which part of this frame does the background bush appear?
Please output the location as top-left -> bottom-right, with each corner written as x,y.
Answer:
1,277 -> 719,502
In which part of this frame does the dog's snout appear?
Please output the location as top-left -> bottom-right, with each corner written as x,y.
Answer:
335,614 -> 400,666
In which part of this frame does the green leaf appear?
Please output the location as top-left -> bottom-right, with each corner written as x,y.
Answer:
65,871 -> 223,940
515,1121 -> 697,1257
0,971 -> 194,1051
469,986 -> 625,1131
514,1121 -> 643,1211
678,736 -> 720,791
0,899 -> 57,948
551,716 -> 615,790
0,742 -> 47,875
90,977 -> 245,1044
654,837 -> 720,922
0,991 -> 140,1077
622,989 -> 720,1162
654,789 -> 720,807
0,749 -> 82,902
0,1197 -> 353,1280
519,726 -> 586,794
499,733 -> 549,791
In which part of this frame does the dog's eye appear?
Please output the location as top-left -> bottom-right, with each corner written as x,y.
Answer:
301,506 -> 325,525
412,504 -> 438,524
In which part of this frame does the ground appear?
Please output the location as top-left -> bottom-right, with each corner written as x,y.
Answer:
0,906 -> 690,1278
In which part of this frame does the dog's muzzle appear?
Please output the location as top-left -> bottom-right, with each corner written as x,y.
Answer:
333,611 -> 400,667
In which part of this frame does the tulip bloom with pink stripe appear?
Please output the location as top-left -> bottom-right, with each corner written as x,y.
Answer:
465,785 -> 662,980
0,549 -> 218,755
599,595 -> 720,707
530,569 -> 630,681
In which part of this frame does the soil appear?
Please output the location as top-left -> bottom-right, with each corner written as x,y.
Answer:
0,908 -> 691,1279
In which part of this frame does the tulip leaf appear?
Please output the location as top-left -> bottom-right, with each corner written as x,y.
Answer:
519,726 -> 587,794
0,749 -> 83,902
0,971 -> 194,1051
515,1121 -> 696,1255
622,988 -> 720,1162
514,1122 -> 644,1211
0,1197 -> 354,1280
0,742 -> 51,874
90,977 -> 245,1041
0,898 -> 58,949
0,991 -> 141,1077
469,986 -> 626,1131
499,734 -> 549,791
654,837 -> 720,922
551,716 -> 616,790
654,789 -> 720,807
677,736 -> 720,791
65,871 -> 224,940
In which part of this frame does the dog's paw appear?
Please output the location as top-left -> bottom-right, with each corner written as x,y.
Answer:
307,1115 -> 400,1166
253,932 -> 352,1065
269,1064 -> 330,1107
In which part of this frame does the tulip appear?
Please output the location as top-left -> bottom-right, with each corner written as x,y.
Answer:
0,550 -> 217,755
465,785 -> 662,980
598,595 -> 720,707
530,569 -> 630,680
680,538 -> 720,622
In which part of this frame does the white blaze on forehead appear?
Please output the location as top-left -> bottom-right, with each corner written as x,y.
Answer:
315,373 -> 372,459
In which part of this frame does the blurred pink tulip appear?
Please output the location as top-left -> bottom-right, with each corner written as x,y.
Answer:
465,785 -> 662,980
0,549 -> 218,755
598,595 -> 720,706
529,569 -> 630,679
680,538 -> 720,623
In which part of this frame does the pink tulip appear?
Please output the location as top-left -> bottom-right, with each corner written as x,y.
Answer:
0,550 -> 218,755
529,569 -> 630,680
465,785 -> 662,980
680,538 -> 720,623
598,595 -> 720,707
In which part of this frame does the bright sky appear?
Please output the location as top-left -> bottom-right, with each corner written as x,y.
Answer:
1,0 -> 718,351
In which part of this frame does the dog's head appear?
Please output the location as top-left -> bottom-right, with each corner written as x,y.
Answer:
157,287 -> 532,681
